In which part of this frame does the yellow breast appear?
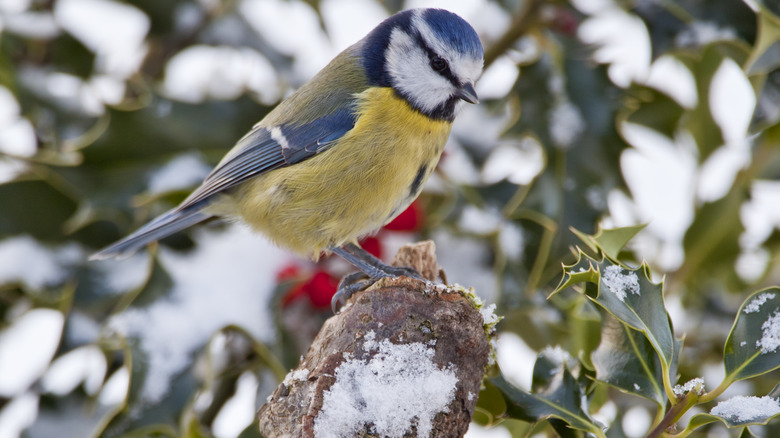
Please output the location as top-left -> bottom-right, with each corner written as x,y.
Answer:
230,87 -> 452,258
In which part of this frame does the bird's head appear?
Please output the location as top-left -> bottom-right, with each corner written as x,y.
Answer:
362,8 -> 484,121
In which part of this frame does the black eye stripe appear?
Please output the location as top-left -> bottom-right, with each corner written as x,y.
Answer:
413,32 -> 459,86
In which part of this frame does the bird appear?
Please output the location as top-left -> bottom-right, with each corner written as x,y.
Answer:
91,8 -> 484,310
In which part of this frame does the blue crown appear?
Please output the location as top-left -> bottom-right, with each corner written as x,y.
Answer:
420,9 -> 483,59
362,8 -> 482,87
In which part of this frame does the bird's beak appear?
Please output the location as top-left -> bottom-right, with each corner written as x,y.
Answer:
454,82 -> 479,104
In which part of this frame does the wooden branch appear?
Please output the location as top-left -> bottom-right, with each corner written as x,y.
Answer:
257,241 -> 492,437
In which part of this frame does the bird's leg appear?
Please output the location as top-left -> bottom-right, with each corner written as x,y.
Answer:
329,243 -> 423,312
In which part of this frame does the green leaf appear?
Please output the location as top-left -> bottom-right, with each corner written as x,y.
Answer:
555,253 -> 675,378
490,371 -> 605,438
723,287 -> 780,382
685,383 -> 780,430
591,312 -> 667,405
570,225 -> 647,262
747,2 -> 780,74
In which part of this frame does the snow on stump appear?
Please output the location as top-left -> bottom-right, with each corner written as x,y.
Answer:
257,241 -> 493,438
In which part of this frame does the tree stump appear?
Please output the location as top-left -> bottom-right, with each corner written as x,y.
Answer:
257,241 -> 493,437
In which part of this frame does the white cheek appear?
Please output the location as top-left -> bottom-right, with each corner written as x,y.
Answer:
412,12 -> 484,84
386,29 -> 454,112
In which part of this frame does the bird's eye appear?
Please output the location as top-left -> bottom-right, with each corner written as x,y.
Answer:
430,56 -> 447,72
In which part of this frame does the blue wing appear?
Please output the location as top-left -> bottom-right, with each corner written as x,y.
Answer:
178,105 -> 357,210
90,106 -> 356,260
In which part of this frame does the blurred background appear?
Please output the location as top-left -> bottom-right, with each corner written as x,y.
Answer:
1,0 -> 780,436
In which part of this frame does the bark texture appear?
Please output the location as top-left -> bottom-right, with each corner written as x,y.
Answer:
257,241 -> 491,437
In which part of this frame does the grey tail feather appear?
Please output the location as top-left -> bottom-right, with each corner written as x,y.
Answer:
89,208 -> 211,261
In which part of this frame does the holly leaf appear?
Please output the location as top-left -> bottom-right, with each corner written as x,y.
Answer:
570,225 -> 646,262
591,312 -> 668,406
490,369 -> 605,437
723,287 -> 780,383
554,252 -> 675,388
684,384 -> 780,431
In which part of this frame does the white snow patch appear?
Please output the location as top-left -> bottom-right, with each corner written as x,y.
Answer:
163,45 -> 279,104
601,265 -> 640,302
314,331 -> 458,438
495,332 -> 535,391
645,55 -> 698,109
481,137 -> 544,186
107,224 -> 288,403
464,422 -> 511,438
320,0 -> 386,53
40,345 -> 106,396
54,0 -> 149,78
93,253 -> 149,295
744,293 -> 776,314
710,396 -> 780,422
756,310 -> 780,354
0,236 -> 83,290
98,367 -> 129,406
0,392 -> 39,438
480,303 -> 499,327
549,100 -> 585,148
673,377 -> 704,397
578,8 -> 650,87
147,153 -> 211,195
282,368 -> 310,386
476,55 -> 518,100
212,371 -> 258,438
622,406 -> 651,438
240,0 -> 331,82
541,345 -> 577,375
709,58 -> 755,145
676,21 -> 737,48
0,309 -> 64,397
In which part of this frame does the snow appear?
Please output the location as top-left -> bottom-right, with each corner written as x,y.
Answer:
476,55 -> 518,100
672,377 -> 704,397
710,396 -> 780,422
93,253 -> 149,295
495,332 -> 535,391
0,309 -> 64,397
0,392 -> 39,438
147,153 -> 211,195
481,137 -> 544,186
578,8 -> 651,87
622,406 -> 651,437
756,310 -> 780,354
709,58 -> 755,146
541,345 -> 577,376
645,55 -> 698,109
479,303 -> 500,327
0,236 -> 83,290
163,45 -> 280,104
54,0 -> 149,78
675,21 -> 737,48
314,331 -> 458,438
0,85 -> 36,158
240,0 -> 331,82
98,367 -> 129,406
744,293 -> 776,314
464,423 -> 511,438
320,0 -> 387,53
548,100 -> 585,149
107,224 -> 289,403
40,345 -> 107,396
282,368 -> 310,386
212,371 -> 259,438
601,265 -> 640,302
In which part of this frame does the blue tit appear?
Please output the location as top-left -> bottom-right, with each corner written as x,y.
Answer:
91,8 -> 483,307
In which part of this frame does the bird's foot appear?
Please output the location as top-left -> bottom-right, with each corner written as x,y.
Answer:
330,265 -> 424,313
